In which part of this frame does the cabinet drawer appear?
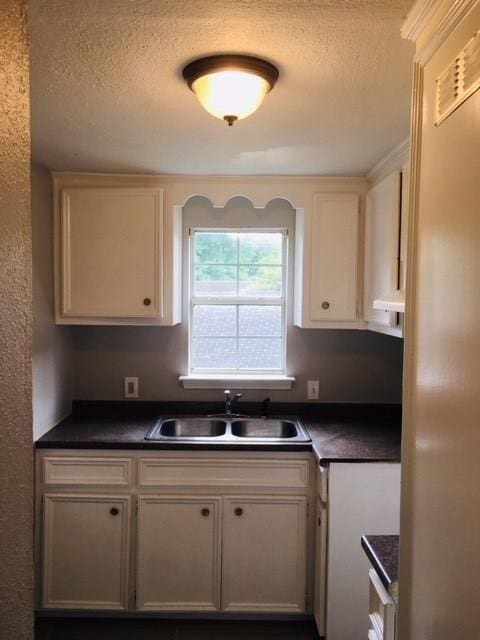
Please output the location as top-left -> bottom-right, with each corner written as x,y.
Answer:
139,458 -> 309,489
43,457 -> 133,486
369,569 -> 396,640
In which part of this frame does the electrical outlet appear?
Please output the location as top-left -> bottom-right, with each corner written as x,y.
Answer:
124,377 -> 139,398
307,380 -> 319,400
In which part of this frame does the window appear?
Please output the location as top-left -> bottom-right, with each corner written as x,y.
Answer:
189,230 -> 287,375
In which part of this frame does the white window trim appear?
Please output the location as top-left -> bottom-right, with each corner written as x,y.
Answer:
180,228 -> 295,389
179,374 -> 295,390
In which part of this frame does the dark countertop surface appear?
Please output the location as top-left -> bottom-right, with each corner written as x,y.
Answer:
361,535 -> 399,596
36,401 -> 402,466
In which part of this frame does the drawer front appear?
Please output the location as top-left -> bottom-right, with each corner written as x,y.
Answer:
43,456 -> 133,486
139,458 -> 309,489
316,464 -> 328,501
369,569 -> 396,640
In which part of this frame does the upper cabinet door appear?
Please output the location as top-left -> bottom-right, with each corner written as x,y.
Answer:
58,187 -> 163,322
364,172 -> 401,328
308,193 -> 360,323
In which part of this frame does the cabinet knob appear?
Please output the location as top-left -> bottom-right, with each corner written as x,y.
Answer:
143,297 -> 151,306
321,301 -> 330,310
201,508 -> 210,517
110,507 -> 119,516
234,507 -> 244,517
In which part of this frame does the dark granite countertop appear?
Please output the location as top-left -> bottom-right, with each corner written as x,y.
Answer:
361,535 -> 399,598
36,401 -> 401,465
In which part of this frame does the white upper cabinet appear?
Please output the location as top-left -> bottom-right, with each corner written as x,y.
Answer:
294,191 -> 362,328
54,175 -> 181,325
60,188 -> 162,320
364,171 -> 402,335
53,174 -> 370,329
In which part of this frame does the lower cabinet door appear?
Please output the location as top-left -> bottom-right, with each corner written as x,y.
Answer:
41,494 -> 131,610
314,498 -> 328,636
222,495 -> 307,613
136,495 -> 222,611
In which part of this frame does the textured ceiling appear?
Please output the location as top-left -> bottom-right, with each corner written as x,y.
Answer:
29,0 -> 415,176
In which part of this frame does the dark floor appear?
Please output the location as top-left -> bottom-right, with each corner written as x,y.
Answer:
35,617 -> 320,640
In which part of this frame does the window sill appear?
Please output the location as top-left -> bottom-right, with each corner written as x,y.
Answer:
179,374 -> 295,390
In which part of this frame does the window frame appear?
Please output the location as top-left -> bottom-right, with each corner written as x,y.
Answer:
188,227 -> 288,376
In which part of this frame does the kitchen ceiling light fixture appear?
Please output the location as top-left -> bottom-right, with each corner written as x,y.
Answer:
182,55 -> 279,126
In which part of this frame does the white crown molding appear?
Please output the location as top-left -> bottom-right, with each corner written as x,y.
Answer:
52,171 -> 369,211
401,0 -> 439,41
51,171 -> 366,185
403,0 -> 478,64
367,137 -> 410,184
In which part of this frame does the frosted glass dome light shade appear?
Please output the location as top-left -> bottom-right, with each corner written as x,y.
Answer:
192,71 -> 270,123
183,55 -> 279,126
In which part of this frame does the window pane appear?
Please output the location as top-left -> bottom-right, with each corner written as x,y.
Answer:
239,306 -> 282,337
193,305 -> 236,337
238,338 -> 282,370
195,232 -> 237,264
239,266 -> 282,297
193,338 -> 237,369
239,233 -> 282,265
194,265 -> 237,296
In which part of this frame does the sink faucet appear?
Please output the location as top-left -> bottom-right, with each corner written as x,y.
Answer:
224,389 -> 243,416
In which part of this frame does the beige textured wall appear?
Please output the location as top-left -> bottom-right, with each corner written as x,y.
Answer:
0,1 -> 34,638
398,4 -> 480,638
32,163 -> 72,438
72,197 -> 403,403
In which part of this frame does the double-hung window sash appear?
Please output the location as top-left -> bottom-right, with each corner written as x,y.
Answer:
189,230 -> 287,374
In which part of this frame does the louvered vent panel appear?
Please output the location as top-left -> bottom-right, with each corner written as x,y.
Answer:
464,31 -> 480,90
435,30 -> 480,125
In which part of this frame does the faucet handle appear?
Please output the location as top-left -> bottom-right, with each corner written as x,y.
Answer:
234,393 -> 243,400
262,397 -> 271,418
224,389 -> 231,400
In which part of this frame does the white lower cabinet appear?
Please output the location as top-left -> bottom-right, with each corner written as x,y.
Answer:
222,496 -> 307,613
368,569 -> 396,640
41,494 -> 131,610
325,463 -> 401,640
136,494 -> 307,614
136,496 -> 222,612
37,451 -> 312,615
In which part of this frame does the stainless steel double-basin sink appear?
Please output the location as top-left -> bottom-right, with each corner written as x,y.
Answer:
145,415 -> 310,444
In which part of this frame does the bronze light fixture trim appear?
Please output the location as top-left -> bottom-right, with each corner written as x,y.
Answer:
182,54 -> 279,126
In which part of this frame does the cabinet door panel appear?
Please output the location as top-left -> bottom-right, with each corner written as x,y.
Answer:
60,188 -> 163,318
314,498 -> 328,636
136,496 -> 221,611
222,496 -> 307,613
42,494 -> 130,610
310,193 -> 359,322
364,173 -> 401,327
